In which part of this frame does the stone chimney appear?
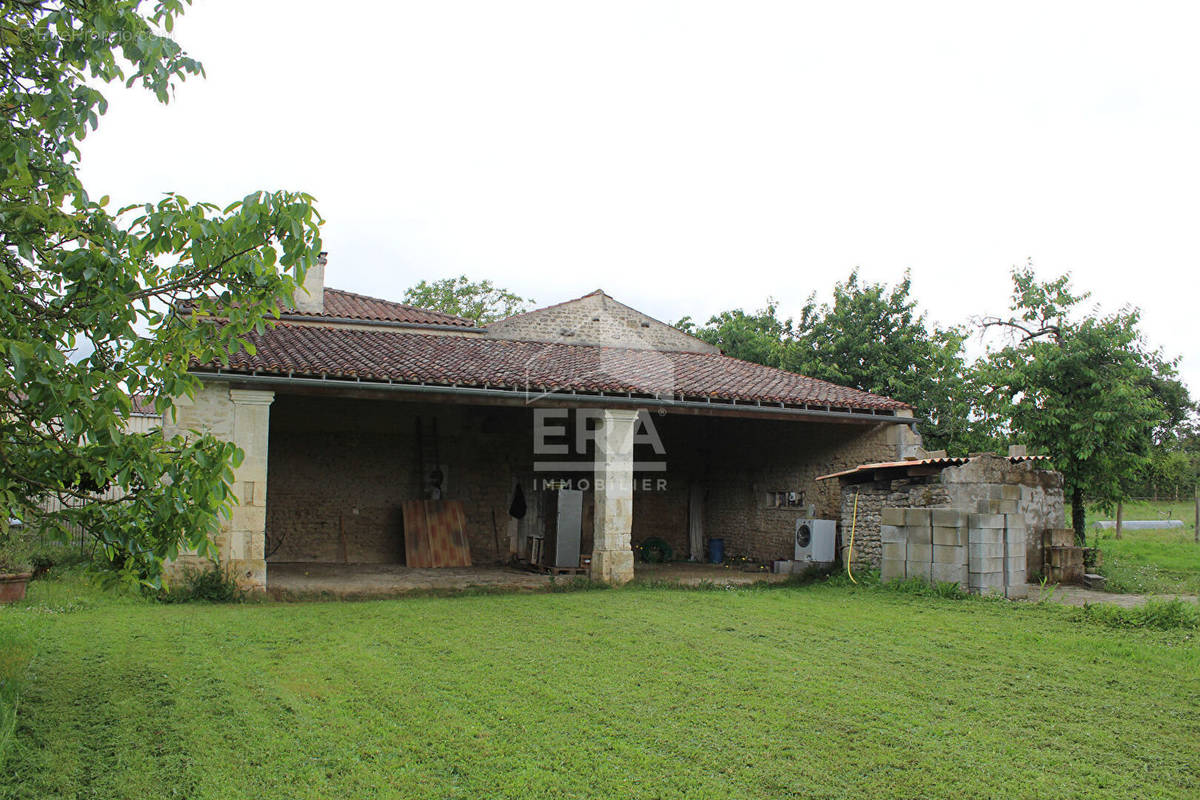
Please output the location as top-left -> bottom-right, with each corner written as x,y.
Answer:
293,251 -> 327,314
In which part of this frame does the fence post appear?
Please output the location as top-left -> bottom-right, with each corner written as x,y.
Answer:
1115,501 -> 1123,540
1194,487 -> 1199,544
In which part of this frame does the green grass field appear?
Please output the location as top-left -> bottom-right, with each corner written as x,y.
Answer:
2,573 -> 1198,800
1089,501 -> 1200,595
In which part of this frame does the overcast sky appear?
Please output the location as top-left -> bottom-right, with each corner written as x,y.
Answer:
80,1 -> 1199,393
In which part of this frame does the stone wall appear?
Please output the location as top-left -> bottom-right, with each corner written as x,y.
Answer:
487,291 -> 717,353
266,396 -> 533,566
836,454 -> 1065,575
697,417 -> 905,563
940,455 -> 1065,575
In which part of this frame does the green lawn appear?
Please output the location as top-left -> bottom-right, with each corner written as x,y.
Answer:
1089,501 -> 1200,595
2,575 -> 1198,800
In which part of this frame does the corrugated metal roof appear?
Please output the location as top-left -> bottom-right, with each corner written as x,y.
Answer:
816,455 -> 1050,482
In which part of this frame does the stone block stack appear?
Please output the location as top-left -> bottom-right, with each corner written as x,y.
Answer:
931,509 -> 968,586
879,506 -> 1027,597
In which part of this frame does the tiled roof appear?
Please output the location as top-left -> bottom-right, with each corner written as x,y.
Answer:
297,288 -> 476,327
178,287 -> 476,328
193,323 -> 908,412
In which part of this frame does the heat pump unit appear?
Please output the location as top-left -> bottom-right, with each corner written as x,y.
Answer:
795,519 -> 836,563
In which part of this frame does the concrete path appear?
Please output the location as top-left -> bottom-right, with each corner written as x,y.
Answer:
1026,584 -> 1199,608
266,561 -> 786,598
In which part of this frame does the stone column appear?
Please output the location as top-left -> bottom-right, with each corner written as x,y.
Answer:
591,408 -> 638,584
225,389 -> 275,591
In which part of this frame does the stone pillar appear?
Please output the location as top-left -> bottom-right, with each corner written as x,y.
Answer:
591,408 -> 637,584
161,383 -> 274,592
225,389 -> 275,591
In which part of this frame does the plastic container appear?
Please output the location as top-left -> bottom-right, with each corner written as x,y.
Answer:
707,538 -> 725,564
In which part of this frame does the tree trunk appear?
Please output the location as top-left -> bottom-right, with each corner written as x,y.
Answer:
1072,487 -> 1086,547
1194,487 -> 1199,544
1115,501 -> 1123,540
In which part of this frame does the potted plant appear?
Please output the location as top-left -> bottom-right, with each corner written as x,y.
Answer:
1,518 -> 33,605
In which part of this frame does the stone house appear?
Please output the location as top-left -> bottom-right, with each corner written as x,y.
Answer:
166,255 -> 927,591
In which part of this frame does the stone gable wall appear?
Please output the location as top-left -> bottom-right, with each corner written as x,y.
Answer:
487,292 -> 718,353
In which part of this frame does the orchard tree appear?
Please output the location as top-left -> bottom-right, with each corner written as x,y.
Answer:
1,1 -> 322,584
789,270 -> 980,454
403,276 -> 532,325
682,272 -> 983,454
675,301 -> 797,369
977,267 -> 1181,543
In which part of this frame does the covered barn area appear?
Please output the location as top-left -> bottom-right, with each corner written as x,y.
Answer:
164,262 -> 921,593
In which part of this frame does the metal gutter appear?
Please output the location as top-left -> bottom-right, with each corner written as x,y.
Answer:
193,370 -> 918,426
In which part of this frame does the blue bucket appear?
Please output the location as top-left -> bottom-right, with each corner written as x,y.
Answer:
707,538 -> 725,564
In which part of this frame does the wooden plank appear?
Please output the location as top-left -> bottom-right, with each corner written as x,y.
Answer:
402,500 -> 434,568
403,499 -> 472,568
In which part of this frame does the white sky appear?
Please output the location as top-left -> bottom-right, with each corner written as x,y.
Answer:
80,1 -> 1199,394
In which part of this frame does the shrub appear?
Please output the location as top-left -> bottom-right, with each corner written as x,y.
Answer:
882,576 -> 970,600
158,564 -> 244,603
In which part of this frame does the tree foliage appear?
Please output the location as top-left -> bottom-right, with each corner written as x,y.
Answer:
680,271 -> 980,454
1,1 -> 322,582
976,267 -> 1183,542
403,276 -> 532,325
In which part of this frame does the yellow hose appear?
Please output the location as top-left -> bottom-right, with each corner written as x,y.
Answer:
847,490 -> 860,584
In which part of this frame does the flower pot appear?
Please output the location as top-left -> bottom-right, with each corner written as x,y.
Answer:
0,572 -> 32,604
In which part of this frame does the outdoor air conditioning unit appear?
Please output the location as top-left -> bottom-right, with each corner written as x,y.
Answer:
795,519 -> 836,564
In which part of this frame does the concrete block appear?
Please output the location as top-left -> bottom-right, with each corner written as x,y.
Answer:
971,555 -> 1005,573
906,543 -> 934,563
1006,569 -> 1027,587
932,508 -> 968,527
969,527 -> 1003,546
907,524 -> 932,545
1005,582 -> 1031,600
973,584 -> 1005,597
880,524 -> 905,544
882,542 -> 906,561
933,544 -> 964,565
970,513 -> 1006,529
1001,484 -> 1021,501
968,542 -> 1005,560
905,508 -> 932,527
881,507 -> 907,526
906,561 -> 932,582
968,571 -> 1004,588
931,562 -> 967,586
880,559 -> 906,582
933,526 -> 967,547
997,499 -> 1019,514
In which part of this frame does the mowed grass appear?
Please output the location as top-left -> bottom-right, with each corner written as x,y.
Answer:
1091,501 -> 1200,595
2,576 -> 1199,800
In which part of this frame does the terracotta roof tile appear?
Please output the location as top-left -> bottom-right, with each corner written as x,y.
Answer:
300,288 -> 476,327
194,324 -> 908,412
